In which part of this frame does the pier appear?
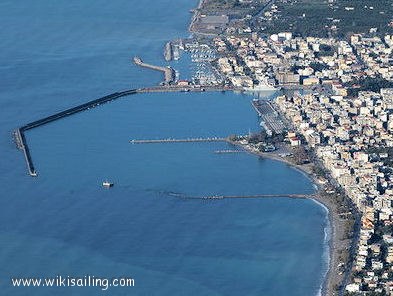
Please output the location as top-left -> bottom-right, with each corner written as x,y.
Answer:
164,192 -> 316,200
15,89 -> 138,176
133,57 -> 175,85
130,137 -> 226,144
214,150 -> 244,154
210,193 -> 315,199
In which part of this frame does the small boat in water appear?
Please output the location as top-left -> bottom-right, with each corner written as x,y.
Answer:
102,181 -> 114,188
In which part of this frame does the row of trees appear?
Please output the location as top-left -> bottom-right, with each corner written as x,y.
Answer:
346,76 -> 393,97
247,130 -> 285,144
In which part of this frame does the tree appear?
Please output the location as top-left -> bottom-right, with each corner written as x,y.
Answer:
293,146 -> 309,165
318,44 -> 335,57
248,131 -> 268,144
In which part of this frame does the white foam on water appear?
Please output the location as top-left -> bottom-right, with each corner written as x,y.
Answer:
310,198 -> 332,296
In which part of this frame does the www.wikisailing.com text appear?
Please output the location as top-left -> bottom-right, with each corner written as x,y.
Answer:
11,275 -> 135,291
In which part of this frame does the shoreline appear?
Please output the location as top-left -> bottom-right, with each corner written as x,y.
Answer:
186,1 -> 353,295
227,139 -> 350,296
188,0 -> 205,34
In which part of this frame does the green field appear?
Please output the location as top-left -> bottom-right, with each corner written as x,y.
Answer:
200,0 -> 270,20
257,0 -> 393,37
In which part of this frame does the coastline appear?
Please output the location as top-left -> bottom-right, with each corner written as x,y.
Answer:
186,1 -> 354,294
227,139 -> 350,296
188,0 -> 205,34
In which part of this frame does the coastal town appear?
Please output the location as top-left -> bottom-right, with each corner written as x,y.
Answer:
11,0 -> 393,295
163,1 -> 393,295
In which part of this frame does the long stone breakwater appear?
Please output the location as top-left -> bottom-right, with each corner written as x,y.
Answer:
14,89 -> 138,176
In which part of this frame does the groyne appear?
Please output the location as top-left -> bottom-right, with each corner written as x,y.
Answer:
212,193 -> 315,199
167,193 -> 316,200
133,57 -> 175,85
214,150 -> 244,154
130,137 -> 226,144
15,89 -> 138,176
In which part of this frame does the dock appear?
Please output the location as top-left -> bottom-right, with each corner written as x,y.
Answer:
15,89 -> 138,176
130,137 -> 226,144
133,57 -> 175,85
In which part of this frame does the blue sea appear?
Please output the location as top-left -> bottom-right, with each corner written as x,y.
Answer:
0,0 -> 329,295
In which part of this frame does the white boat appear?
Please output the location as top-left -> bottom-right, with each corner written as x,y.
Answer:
102,181 -> 114,188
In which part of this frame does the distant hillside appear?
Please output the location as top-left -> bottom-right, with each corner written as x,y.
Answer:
255,0 -> 393,37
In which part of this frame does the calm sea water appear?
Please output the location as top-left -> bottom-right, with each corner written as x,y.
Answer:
0,0 -> 329,295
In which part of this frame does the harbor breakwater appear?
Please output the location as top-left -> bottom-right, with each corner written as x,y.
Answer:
14,85 -> 242,177
15,89 -> 138,176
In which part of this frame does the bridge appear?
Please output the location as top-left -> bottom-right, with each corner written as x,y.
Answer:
130,137 -> 227,144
